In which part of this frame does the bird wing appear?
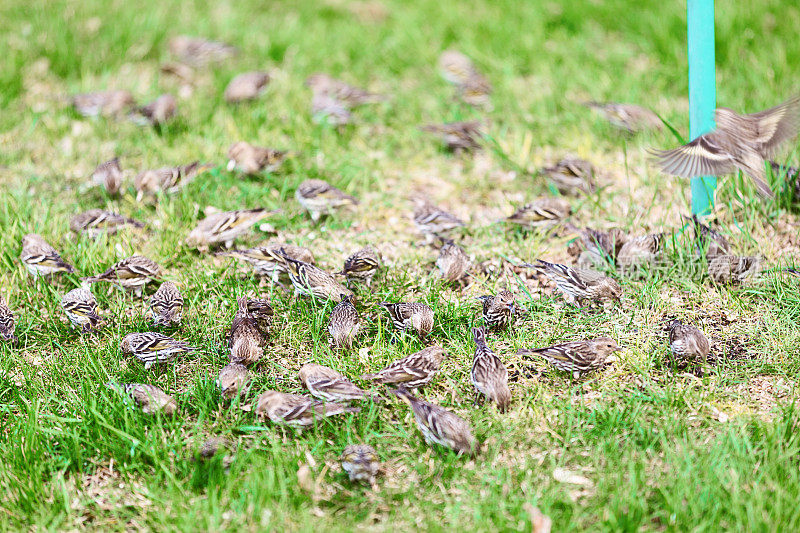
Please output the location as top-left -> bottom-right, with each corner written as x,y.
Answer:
650,135 -> 737,178
733,95 -> 800,155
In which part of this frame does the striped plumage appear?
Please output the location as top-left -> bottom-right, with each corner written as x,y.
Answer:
111,383 -> 177,416
527,259 -> 622,307
217,363 -> 251,400
224,71 -> 270,103
616,233 -> 664,269
134,161 -> 210,200
328,296 -> 361,349
392,388 -> 476,455
457,74 -> 492,108
299,363 -> 377,403
379,301 -> 434,338
305,73 -> 384,107
246,298 -> 274,333
217,242 -> 315,280
421,121 -> 483,152
61,288 -> 102,332
471,327 -> 511,412
20,234 -> 75,277
569,227 -> 627,269
412,200 -> 466,240
684,215 -> 731,260
70,209 -> 144,237
339,247 -> 380,286
436,240 -> 470,282
227,297 -> 266,365
540,158 -> 596,195
477,290 -> 516,330
83,255 -> 161,297
0,296 -> 16,343
668,321 -> 710,364
361,345 -> 445,389
149,281 -> 183,326
226,141 -> 286,174
518,337 -> 620,378
131,94 -> 177,126
341,444 -> 381,486
586,101 -> 662,134
254,390 -> 360,427
505,197 -> 571,229
121,332 -> 197,370
72,90 -> 135,117
186,208 -> 277,249
169,35 -> 237,66
278,250 -> 353,302
708,255 -> 761,285
438,50 -> 491,108
90,157 -> 123,195
295,179 -> 358,222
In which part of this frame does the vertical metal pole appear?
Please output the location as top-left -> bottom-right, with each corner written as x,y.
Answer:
688,0 -> 717,215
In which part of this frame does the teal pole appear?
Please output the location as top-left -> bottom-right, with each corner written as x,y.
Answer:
688,0 -> 717,215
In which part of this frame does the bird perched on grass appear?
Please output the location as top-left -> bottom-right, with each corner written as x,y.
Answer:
361,345 -> 446,389
437,50 -> 492,108
328,295 -> 361,350
169,35 -> 237,66
683,215 -> 731,261
245,298 -> 274,334
227,297 -> 266,365
436,239 -> 471,283
477,290 -> 516,330
90,157 -> 123,195
217,242 -> 314,281
61,288 -> 102,332
518,337 -> 621,378
586,101 -> 662,134
338,246 -> 380,286
650,96 -> 800,197
83,255 -> 161,297
341,444 -> 381,486
72,90 -> 135,117
149,281 -> 183,326
305,73 -> 384,107
185,208 -> 277,250
457,75 -> 492,109
217,363 -> 251,400
131,94 -> 177,126
299,363 -> 378,403
277,251 -> 353,302
311,93 -> 352,126
504,197 -> 571,229
134,161 -> 210,200
224,71 -> 270,103
379,301 -> 434,338
20,234 -> 76,277
567,226 -> 627,269
471,327 -> 511,412
109,383 -> 177,416
70,209 -> 145,237
392,388 -> 476,455
525,260 -> 622,307
667,320 -> 710,365
0,295 -> 16,343
616,233 -> 664,270
253,390 -> 360,427
226,141 -> 287,174
708,255 -> 761,285
421,121 -> 483,152
121,332 -> 198,369
412,198 -> 466,242
540,158 -> 597,195
295,179 -> 359,222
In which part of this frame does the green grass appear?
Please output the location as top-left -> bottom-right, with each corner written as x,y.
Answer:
2,0 -> 800,530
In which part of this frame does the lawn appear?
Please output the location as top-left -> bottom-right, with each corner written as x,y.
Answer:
2,0 -> 800,530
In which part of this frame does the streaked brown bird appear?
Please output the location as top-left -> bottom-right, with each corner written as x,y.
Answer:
412,198 -> 466,241
683,215 -> 731,260
0,295 -> 16,343
110,383 -> 177,416
149,281 -> 183,326
217,242 -> 314,281
650,96 -> 800,197
438,50 -> 478,86
616,233 -> 664,270
305,73 -> 384,106
436,239 -> 471,282
540,158 -> 596,195
518,337 -> 621,378
586,101 -> 662,134
568,226 -> 627,269
245,298 -> 274,333
708,255 -> 761,284
72,90 -> 135,117
83,255 -> 161,297
121,332 -> 198,370
169,35 -> 237,66
421,120 -> 483,152
295,179 -> 358,222
227,297 -> 266,365
339,246 -> 380,286
253,390 -> 360,427
504,197 -> 571,229
667,320 -> 710,365
311,93 -> 352,126
70,209 -> 144,237
299,363 -> 377,403
526,260 -> 622,307
471,327 -> 511,412
61,288 -> 102,332
134,161 -> 210,200
379,301 -> 434,338
217,363 -> 251,400
328,295 -> 361,349
457,74 -> 492,109
361,345 -> 446,389
476,290 -> 516,330
224,71 -> 270,103
341,444 -> 381,486
277,250 -> 353,302
226,141 -> 287,174
392,388 -> 477,455
20,234 -> 75,277
186,208 -> 277,250
131,94 -> 177,126
90,157 -> 123,195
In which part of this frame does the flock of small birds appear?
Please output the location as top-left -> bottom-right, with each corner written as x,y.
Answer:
3,35 -> 800,487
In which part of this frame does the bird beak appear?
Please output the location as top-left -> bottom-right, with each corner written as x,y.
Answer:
226,159 -> 236,171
